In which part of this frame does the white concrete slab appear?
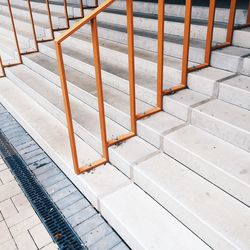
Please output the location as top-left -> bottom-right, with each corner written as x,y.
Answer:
100,184 -> 210,250
192,99 -> 250,152
164,125 -> 250,206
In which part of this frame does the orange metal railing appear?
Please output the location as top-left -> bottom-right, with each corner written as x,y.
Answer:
54,0 -> 250,175
0,56 -> 5,78
55,0 -> 136,174
4,0 -> 23,67
54,0 -> 168,174
162,0 -> 216,93
22,0 -> 39,55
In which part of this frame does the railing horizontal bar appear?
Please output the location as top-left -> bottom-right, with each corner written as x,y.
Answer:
107,132 -> 135,147
78,158 -> 108,174
136,107 -> 161,120
211,42 -> 231,51
162,84 -> 186,95
187,63 -> 209,73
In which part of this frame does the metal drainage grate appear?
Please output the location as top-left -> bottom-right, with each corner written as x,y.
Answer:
0,131 -> 87,250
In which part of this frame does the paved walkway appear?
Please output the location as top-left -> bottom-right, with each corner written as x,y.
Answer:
0,104 -> 128,250
0,157 -> 58,250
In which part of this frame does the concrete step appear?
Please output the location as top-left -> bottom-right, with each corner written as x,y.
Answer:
233,27 -> 250,49
133,151 -> 250,250
3,0 -> 250,74
242,55 -> 250,76
4,60 -> 250,249
37,41 -> 217,122
21,52 -> 185,149
97,0 -> 248,25
4,64 -> 128,154
164,125 -> 250,206
211,46 -> 250,75
0,77 -> 211,250
84,8 -> 227,43
218,74 -> 250,111
191,99 -> 250,152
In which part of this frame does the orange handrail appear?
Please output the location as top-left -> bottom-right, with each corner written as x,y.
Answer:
55,0 -> 135,174
55,0 -> 167,174
162,0 -> 216,94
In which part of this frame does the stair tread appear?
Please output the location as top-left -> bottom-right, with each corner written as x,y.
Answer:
0,77 -> 210,250
24,52 -> 152,116
134,151 -> 250,249
166,125 -> 250,188
101,184 -> 210,250
193,99 -> 250,132
6,65 -> 127,143
0,77 -> 100,166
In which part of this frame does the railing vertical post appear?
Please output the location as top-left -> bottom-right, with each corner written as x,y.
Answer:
0,56 -> 5,77
181,0 -> 192,87
126,0 -> 137,135
7,0 -> 22,64
79,0 -> 84,18
157,0 -> 165,109
204,0 -> 216,65
55,43 -> 80,175
27,0 -> 39,52
226,0 -> 237,44
247,0 -> 250,24
91,18 -> 109,161
64,0 -> 70,29
45,0 -> 55,40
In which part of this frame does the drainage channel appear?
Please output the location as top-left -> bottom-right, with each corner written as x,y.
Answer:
0,130 -> 86,250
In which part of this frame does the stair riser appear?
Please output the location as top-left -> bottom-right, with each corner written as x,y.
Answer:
163,137 -> 250,206
85,9 -> 227,43
40,42 -> 196,121
219,84 -> 250,111
1,6 -> 245,78
5,68 -> 105,153
0,10 -> 55,41
242,57 -> 250,76
133,167 -> 239,250
97,0 -> 247,24
5,66 -> 161,180
233,30 -> 250,49
191,110 -> 250,152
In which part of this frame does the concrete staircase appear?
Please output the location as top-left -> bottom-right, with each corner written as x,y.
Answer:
0,1 -> 250,249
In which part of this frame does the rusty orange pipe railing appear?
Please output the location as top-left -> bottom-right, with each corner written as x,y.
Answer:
55,0 -> 135,174
4,0 -> 22,67
49,0 -> 70,31
0,56 -> 5,78
21,0 -> 39,55
55,0 -> 166,174
161,0 -> 216,94
211,0 -> 237,51
37,0 -> 55,42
